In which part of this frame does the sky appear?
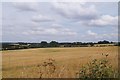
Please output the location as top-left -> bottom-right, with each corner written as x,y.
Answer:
1,2 -> 118,42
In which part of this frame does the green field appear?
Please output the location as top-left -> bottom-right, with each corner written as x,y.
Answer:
2,46 -> 118,78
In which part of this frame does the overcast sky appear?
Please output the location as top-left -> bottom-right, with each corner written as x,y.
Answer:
2,2 -> 118,42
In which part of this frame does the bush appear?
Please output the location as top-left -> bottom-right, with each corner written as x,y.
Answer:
37,58 -> 56,78
77,55 -> 118,79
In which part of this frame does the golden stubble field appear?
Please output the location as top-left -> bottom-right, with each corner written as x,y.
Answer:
2,46 -> 118,78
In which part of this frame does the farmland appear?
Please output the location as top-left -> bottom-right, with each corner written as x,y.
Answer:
2,46 -> 118,78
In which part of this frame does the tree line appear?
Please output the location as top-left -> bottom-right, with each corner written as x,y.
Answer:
1,40 -> 119,50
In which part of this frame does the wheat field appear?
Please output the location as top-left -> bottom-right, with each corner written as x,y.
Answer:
2,46 -> 118,78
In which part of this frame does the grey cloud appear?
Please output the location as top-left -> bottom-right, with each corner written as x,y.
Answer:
51,2 -> 98,20
32,14 -> 54,22
78,15 -> 118,27
2,2 -> 118,42
82,30 -> 118,41
12,2 -> 38,12
22,24 -> 77,36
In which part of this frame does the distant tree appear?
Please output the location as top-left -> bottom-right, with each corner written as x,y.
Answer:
76,42 -> 82,45
117,42 -> 120,46
73,42 -> 82,45
88,42 -> 94,46
98,40 -> 110,44
29,43 -> 40,48
40,41 -> 48,48
110,41 -> 113,44
49,41 -> 59,47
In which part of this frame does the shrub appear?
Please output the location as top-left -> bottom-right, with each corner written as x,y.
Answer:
77,54 -> 118,79
37,58 -> 56,78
